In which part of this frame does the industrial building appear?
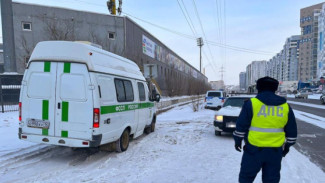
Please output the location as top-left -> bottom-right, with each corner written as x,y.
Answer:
1,1 -> 208,96
209,80 -> 225,90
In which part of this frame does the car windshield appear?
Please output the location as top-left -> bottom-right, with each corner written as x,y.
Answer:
223,98 -> 250,108
208,92 -> 221,97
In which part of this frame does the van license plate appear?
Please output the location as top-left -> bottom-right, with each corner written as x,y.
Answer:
27,119 -> 50,129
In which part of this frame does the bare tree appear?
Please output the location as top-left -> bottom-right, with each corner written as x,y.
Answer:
21,36 -> 32,56
41,15 -> 76,41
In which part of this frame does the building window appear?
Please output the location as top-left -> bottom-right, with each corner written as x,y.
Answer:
22,22 -> 32,31
108,32 -> 115,40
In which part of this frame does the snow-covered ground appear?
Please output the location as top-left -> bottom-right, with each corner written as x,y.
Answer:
287,101 -> 325,110
0,104 -> 325,183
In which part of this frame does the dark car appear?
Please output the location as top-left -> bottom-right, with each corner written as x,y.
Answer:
213,96 -> 252,136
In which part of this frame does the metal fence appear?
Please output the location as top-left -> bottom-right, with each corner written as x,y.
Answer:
0,74 -> 23,113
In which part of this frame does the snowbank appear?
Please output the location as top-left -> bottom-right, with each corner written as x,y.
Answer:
293,110 -> 325,129
287,94 -> 295,98
287,101 -> 325,110
286,94 -> 322,100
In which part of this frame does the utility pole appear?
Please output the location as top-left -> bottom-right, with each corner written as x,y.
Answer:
220,65 -> 225,81
1,0 -> 17,73
197,37 -> 204,73
107,0 -> 116,15
107,0 -> 122,15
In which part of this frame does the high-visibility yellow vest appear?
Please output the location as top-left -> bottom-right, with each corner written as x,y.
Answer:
248,98 -> 289,147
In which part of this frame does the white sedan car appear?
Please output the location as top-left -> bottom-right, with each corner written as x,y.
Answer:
214,96 -> 253,136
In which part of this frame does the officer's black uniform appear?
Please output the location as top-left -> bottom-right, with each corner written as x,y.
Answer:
233,77 -> 297,183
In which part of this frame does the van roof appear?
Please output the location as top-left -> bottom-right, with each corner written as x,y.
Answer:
29,41 -> 146,81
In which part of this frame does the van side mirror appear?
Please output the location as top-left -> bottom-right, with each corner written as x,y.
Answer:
155,94 -> 161,102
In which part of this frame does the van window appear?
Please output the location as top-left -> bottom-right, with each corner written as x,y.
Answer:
115,79 -> 126,102
138,82 -> 146,101
208,92 -> 221,97
27,72 -> 52,99
124,80 -> 134,101
114,79 -> 134,102
60,74 -> 86,101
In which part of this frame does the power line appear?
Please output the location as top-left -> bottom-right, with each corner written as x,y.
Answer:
47,0 -> 274,56
122,12 -> 275,55
176,0 -> 196,37
181,0 -> 198,36
176,0 -> 218,74
191,0 -> 217,69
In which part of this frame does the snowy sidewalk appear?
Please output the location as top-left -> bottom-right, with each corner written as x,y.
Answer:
0,105 -> 325,183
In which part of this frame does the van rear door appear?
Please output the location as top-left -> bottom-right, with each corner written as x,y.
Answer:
22,62 -> 57,137
54,63 -> 93,140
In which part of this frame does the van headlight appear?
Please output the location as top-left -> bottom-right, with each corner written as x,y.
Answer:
215,115 -> 223,122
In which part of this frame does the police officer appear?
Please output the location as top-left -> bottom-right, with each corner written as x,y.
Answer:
233,77 -> 297,183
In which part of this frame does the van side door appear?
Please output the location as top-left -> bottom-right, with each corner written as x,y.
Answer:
137,82 -> 148,131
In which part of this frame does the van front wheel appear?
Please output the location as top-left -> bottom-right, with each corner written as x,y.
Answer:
116,129 -> 130,153
151,122 -> 156,132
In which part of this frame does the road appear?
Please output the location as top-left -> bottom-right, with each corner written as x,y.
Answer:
285,97 -> 325,172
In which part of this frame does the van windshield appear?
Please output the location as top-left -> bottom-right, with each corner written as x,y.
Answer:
208,92 -> 221,97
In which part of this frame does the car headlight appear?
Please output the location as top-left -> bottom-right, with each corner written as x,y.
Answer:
215,115 -> 223,122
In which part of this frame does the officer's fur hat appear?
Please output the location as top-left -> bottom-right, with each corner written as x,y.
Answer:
256,76 -> 279,92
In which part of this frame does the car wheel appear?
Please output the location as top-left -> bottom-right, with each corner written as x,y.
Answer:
322,98 -> 325,104
116,128 -> 130,153
215,131 -> 221,136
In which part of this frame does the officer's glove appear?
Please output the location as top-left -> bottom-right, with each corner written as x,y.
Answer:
282,144 -> 290,157
235,142 -> 242,152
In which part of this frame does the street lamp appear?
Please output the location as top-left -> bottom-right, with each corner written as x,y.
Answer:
197,37 -> 204,73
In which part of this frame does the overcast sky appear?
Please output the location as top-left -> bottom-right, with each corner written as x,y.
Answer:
1,0 -> 325,85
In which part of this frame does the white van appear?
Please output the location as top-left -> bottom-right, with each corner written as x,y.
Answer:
204,90 -> 226,110
19,41 -> 160,152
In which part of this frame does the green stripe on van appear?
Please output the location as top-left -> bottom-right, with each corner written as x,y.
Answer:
62,101 -> 69,122
101,102 -> 154,114
64,63 -> 71,73
61,131 -> 68,138
44,62 -> 51,72
42,129 -> 48,136
42,100 -> 49,120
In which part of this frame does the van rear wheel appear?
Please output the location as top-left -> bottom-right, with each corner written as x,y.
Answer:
116,129 -> 130,153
